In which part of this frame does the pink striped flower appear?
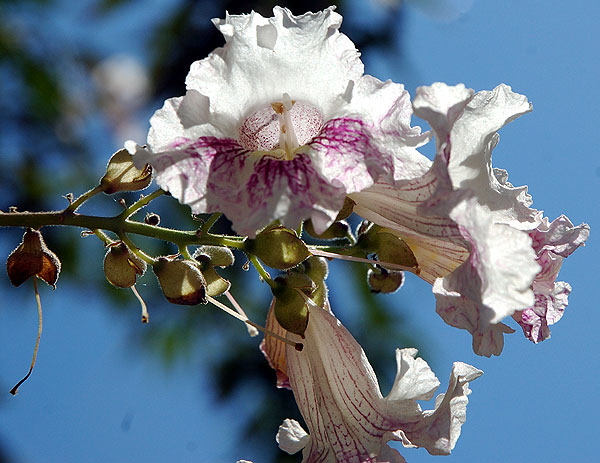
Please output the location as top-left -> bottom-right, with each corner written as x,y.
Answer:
127,7 -> 423,237
351,83 -> 589,356
264,298 -> 482,463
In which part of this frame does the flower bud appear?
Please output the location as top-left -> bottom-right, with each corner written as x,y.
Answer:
353,224 -> 418,270
153,258 -> 206,305
6,228 -> 61,288
304,219 -> 350,240
201,265 -> 231,297
194,245 -> 235,268
192,246 -> 233,297
103,242 -> 147,288
371,232 -> 418,270
100,148 -> 152,194
246,227 -> 310,270
144,212 -> 160,226
272,272 -> 315,337
295,256 -> 329,307
367,267 -> 405,294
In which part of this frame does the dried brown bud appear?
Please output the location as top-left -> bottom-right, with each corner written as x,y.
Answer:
246,227 -> 310,270
153,258 -> 207,305
103,242 -> 147,288
100,148 -> 152,194
6,228 -> 61,288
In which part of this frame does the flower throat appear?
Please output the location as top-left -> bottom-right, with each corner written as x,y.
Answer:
238,93 -> 324,160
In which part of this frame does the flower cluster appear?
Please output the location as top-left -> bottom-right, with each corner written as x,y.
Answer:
126,6 -> 589,462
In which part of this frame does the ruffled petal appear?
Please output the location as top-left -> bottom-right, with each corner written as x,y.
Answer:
353,82 -> 563,355
401,361 -> 483,454
197,7 -> 363,124
134,6 -> 417,235
278,299 -> 481,462
438,197 -> 540,325
447,84 -> 542,229
512,215 -> 589,343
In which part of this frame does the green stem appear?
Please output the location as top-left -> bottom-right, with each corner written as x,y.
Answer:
248,254 -> 276,289
198,213 -> 223,235
119,189 -> 165,220
0,210 -> 245,250
118,232 -> 156,265
93,229 -> 114,246
64,185 -> 104,213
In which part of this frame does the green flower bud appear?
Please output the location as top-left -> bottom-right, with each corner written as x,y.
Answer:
351,224 -> 418,270
367,267 -> 405,294
246,227 -> 310,270
153,258 -> 206,306
295,256 -> 329,307
201,265 -> 231,297
100,148 -> 152,194
193,245 -> 235,268
6,228 -> 61,288
304,219 -> 350,240
103,242 -> 147,288
371,232 -> 418,270
272,272 -> 315,337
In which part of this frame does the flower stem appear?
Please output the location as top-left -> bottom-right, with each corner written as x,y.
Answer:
248,254 -> 276,289
64,185 -> 104,213
118,232 -> 156,265
198,213 -> 223,235
119,189 -> 165,220
0,210 -> 245,249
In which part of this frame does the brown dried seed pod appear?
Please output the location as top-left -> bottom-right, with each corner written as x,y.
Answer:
6,228 -> 61,288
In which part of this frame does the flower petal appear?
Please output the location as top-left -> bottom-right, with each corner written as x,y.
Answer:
447,84 -> 542,229
277,418 -> 311,455
279,299 -> 481,462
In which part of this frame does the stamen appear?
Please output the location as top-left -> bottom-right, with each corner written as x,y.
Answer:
131,285 -> 149,323
273,93 -> 300,159
224,290 -> 259,337
310,248 -> 421,274
207,295 -> 303,351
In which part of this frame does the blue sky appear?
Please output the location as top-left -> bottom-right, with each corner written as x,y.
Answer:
1,1 -> 598,462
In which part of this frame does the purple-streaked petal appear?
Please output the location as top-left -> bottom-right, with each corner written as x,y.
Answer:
279,299 -> 481,462
308,118 -> 393,194
512,215 -> 589,343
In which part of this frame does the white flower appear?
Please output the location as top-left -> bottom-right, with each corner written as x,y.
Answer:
264,298 -> 482,462
128,7 -> 422,237
352,82 -> 589,356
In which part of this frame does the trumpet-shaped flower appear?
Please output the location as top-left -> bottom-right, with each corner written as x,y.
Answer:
351,82 -> 589,356
127,7 -> 422,236
263,299 -> 482,463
